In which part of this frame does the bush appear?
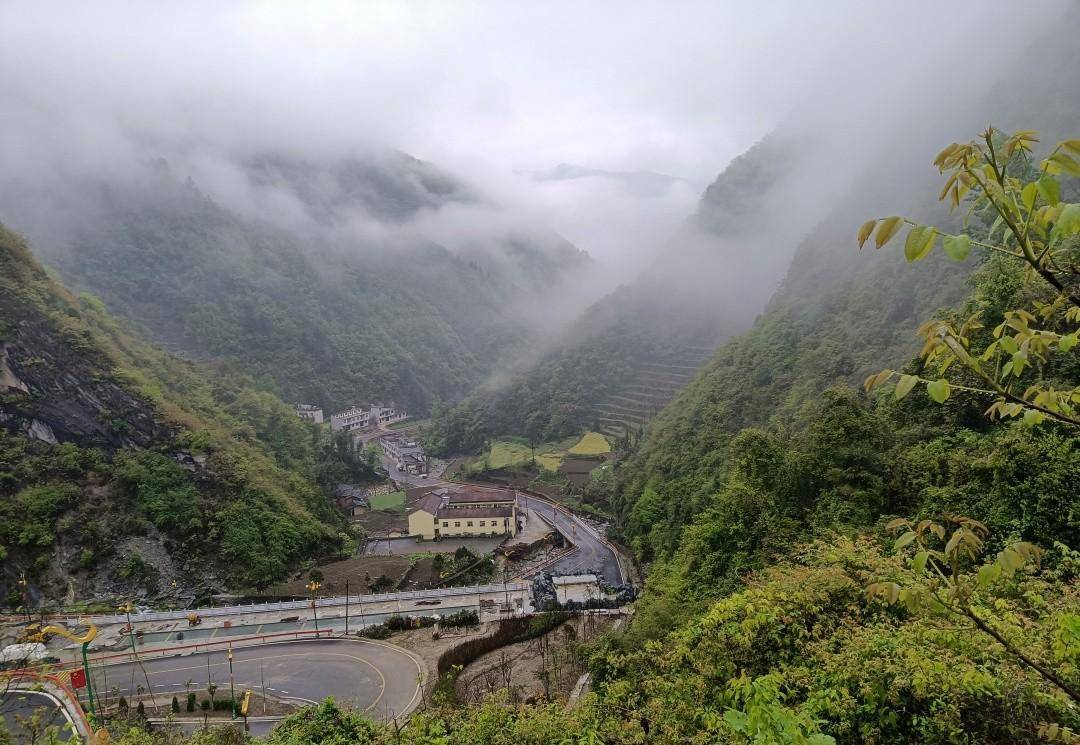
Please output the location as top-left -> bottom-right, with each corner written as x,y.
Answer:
171,696 -> 179,713
186,692 -> 196,712
442,609 -> 479,628
359,624 -> 391,639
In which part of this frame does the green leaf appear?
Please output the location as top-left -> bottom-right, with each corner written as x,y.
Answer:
941,233 -> 971,262
1055,203 -> 1080,238
894,374 -> 918,400
857,219 -> 876,249
1049,152 -> 1080,177
1022,181 -> 1038,210
894,531 -> 917,550
998,336 -> 1019,355
874,216 -> 904,248
1059,334 -> 1078,353
904,225 -> 936,262
926,378 -> 951,403
1022,409 -> 1045,427
977,563 -> 1001,588
1037,175 -> 1061,206
912,551 -> 929,575
723,709 -> 748,733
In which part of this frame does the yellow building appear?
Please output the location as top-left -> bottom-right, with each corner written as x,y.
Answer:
407,485 -> 518,541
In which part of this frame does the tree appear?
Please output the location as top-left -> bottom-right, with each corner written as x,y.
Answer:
862,129 -> 1080,428
171,696 -> 179,714
868,515 -> 1079,703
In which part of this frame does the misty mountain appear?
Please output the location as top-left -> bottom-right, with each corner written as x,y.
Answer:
0,149 -> 591,414
241,150 -> 471,224
429,132 -> 805,451
529,163 -> 690,197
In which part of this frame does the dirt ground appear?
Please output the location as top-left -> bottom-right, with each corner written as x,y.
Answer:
399,557 -> 441,589
352,509 -> 408,537
455,614 -> 615,705
265,555 -> 412,596
387,621 -> 499,691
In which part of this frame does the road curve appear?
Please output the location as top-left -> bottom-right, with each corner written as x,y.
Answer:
517,494 -> 623,585
92,638 -> 422,722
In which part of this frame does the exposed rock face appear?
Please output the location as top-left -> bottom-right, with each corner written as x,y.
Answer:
0,300 -> 169,452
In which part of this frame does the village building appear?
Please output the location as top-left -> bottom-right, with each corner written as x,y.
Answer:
407,485 -> 518,540
295,403 -> 324,424
330,402 -> 408,433
379,433 -> 428,475
330,405 -> 371,433
333,484 -> 370,516
371,403 -> 407,426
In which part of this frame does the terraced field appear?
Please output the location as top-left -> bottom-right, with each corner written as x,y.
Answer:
593,346 -> 714,438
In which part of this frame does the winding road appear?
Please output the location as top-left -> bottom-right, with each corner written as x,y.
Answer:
90,639 -> 422,721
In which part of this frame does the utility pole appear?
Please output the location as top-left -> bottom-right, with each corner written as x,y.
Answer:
345,579 -> 350,635
227,644 -> 236,719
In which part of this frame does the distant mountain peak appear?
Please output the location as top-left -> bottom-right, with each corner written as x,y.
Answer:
526,163 -> 690,197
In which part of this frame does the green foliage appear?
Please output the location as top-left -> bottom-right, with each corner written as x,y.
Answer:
0,224 -> 358,595
265,699 -> 379,744
863,129 -> 1080,428
113,451 -> 202,535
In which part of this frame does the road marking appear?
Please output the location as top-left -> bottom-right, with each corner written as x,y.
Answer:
101,647 -> 389,711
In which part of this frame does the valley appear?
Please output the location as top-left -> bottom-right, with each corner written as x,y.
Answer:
1,4 -> 1079,744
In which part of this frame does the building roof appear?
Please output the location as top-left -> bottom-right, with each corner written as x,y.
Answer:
436,506 -> 514,519
443,485 -> 515,504
415,493 -> 443,515
412,487 -> 516,517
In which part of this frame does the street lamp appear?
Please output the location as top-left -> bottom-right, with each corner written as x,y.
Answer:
18,573 -> 30,622
227,644 -> 236,719
306,580 -> 322,631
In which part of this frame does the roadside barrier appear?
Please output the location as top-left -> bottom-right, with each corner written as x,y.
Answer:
29,582 -> 532,627
2,669 -> 95,741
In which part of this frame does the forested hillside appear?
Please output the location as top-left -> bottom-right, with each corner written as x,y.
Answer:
608,17 -> 1080,575
0,225 -> 370,603
428,134 -> 802,452
1,151 -> 589,415
98,126 -> 1080,745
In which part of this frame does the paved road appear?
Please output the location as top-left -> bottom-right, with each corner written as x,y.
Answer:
91,639 -> 422,722
0,689 -> 76,741
518,494 -> 622,585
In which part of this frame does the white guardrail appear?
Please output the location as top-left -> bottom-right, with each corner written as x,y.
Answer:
86,582 -> 532,625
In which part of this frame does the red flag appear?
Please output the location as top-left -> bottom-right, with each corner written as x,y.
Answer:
70,669 -> 86,689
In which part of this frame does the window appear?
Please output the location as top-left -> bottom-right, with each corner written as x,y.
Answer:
467,521 -> 474,527
479,520 -> 486,527
454,521 -> 460,527
442,522 -> 449,528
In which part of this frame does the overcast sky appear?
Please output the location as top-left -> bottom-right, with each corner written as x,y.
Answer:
0,1 -> 1067,274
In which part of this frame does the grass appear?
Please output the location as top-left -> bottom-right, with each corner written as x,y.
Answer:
370,490 -> 406,511
535,453 -> 564,471
466,432 -> 608,475
487,440 -> 533,469
568,431 -> 611,456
